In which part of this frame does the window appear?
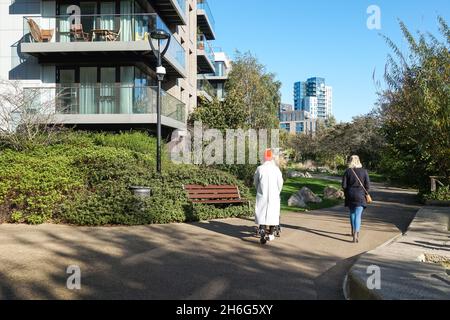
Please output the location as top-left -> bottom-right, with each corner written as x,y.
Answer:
280,123 -> 290,132
215,61 -> 224,76
296,122 -> 304,133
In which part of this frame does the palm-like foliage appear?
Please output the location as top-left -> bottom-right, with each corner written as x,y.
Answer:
378,17 -> 450,190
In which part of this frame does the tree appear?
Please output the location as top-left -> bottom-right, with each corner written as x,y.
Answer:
283,112 -> 386,171
378,17 -> 450,189
189,96 -> 247,130
0,81 -> 62,151
190,51 -> 282,130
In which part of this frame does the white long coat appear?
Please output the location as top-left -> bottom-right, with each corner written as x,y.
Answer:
254,161 -> 284,226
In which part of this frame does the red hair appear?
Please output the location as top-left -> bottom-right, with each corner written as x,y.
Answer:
264,149 -> 273,161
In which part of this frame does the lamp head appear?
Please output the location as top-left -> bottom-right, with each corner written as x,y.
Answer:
156,66 -> 166,81
150,29 -> 170,40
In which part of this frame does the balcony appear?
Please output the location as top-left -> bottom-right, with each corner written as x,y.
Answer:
23,85 -> 186,130
197,0 -> 215,40
21,14 -> 186,78
147,0 -> 187,26
197,76 -> 216,102
197,35 -> 215,74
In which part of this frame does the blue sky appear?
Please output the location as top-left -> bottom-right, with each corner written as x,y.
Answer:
209,0 -> 449,122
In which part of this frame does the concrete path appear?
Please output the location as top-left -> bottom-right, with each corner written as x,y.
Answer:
0,182 -> 420,300
347,207 -> 450,300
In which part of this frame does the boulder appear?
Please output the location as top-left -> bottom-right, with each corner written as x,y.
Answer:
299,187 -> 322,203
288,193 -> 307,208
287,171 -> 305,178
324,186 -> 345,200
288,187 -> 322,208
304,172 -> 313,178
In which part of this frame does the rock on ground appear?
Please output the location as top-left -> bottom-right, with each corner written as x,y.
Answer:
287,171 -> 306,178
324,187 -> 345,200
299,187 -> 322,203
288,193 -> 307,208
288,187 -> 322,208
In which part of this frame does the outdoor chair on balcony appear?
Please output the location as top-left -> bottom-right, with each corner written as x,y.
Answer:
70,24 -> 90,42
105,18 -> 121,41
27,18 -> 54,42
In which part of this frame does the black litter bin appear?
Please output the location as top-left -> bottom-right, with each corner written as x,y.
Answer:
129,186 -> 152,198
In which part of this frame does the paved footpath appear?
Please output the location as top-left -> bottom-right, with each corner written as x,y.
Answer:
0,182 -> 420,300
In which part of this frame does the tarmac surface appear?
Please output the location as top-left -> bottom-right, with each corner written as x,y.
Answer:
0,181 -> 419,300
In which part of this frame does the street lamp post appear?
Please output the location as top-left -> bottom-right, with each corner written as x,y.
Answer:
149,29 -> 171,174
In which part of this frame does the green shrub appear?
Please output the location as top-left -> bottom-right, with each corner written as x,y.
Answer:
0,132 -> 252,226
215,164 -> 258,187
92,131 -> 158,155
423,186 -> 450,201
192,203 -> 253,221
0,149 -> 84,224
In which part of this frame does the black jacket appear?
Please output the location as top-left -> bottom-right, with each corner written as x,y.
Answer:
342,168 -> 371,208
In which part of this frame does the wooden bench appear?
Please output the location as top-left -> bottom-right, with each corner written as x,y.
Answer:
184,185 -> 249,205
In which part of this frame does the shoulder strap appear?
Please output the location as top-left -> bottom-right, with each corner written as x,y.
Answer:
350,169 -> 369,195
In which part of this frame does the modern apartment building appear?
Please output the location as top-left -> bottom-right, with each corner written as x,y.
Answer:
279,109 -> 317,135
293,81 -> 306,111
197,50 -> 230,102
293,77 -> 333,120
0,0 -> 217,135
279,103 -> 292,115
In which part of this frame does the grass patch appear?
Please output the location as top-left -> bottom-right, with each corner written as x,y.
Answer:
281,177 -> 343,212
251,177 -> 343,213
332,171 -> 387,184
368,173 -> 386,183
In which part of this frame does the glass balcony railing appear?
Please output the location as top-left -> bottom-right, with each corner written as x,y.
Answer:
23,85 -> 186,123
197,0 -> 215,31
197,34 -> 214,65
22,14 -> 185,69
176,0 -> 187,14
197,77 -> 216,98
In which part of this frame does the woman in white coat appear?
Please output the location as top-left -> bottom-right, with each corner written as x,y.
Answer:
254,149 -> 284,243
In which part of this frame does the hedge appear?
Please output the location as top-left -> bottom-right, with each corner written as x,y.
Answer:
0,132 -> 253,225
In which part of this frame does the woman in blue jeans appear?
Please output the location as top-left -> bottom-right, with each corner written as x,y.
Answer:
342,155 -> 371,243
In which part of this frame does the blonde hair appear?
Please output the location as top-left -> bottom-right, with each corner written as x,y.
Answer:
348,155 -> 363,169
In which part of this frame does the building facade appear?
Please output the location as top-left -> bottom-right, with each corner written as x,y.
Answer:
279,103 -> 293,114
197,50 -> 230,103
279,109 -> 317,135
293,77 -> 333,120
0,0 -> 217,135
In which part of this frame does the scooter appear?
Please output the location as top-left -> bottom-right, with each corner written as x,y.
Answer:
258,225 -> 281,245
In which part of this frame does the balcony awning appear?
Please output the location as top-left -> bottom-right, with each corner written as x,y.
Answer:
21,41 -> 186,79
197,9 -> 216,40
147,0 -> 187,26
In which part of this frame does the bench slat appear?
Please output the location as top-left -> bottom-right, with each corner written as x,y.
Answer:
187,190 -> 239,195
189,194 -> 241,200
185,184 -> 247,206
185,185 -> 237,190
192,199 -> 247,204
